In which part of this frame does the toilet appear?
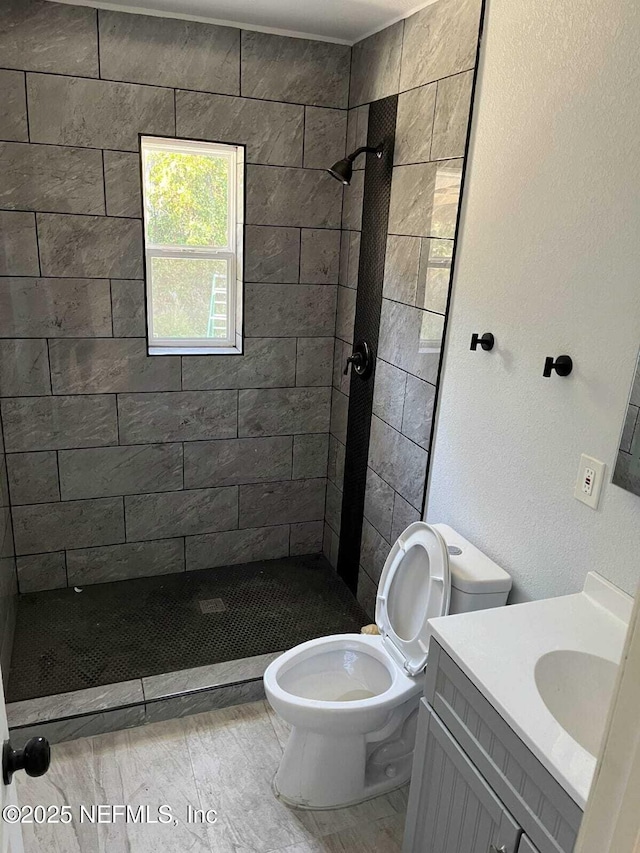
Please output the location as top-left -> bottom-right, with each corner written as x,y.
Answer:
263,522 -> 512,810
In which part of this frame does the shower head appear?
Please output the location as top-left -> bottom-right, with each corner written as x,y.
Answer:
327,145 -> 383,185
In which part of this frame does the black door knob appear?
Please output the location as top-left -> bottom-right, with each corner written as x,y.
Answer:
3,737 -> 51,785
344,340 -> 373,379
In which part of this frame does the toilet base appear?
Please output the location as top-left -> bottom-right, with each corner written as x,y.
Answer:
273,706 -> 418,810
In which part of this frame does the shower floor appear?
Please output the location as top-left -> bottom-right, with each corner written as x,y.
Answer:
7,554 -> 369,703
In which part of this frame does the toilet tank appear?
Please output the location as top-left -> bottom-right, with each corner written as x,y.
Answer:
432,524 -> 512,614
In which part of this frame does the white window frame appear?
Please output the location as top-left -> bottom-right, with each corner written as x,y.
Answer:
141,136 -> 244,355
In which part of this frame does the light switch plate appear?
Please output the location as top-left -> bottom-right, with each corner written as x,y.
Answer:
574,454 -> 606,509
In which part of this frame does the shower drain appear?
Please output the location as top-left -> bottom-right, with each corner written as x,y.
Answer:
199,598 -> 227,614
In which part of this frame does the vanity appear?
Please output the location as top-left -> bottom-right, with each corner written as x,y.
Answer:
402,572 -> 632,853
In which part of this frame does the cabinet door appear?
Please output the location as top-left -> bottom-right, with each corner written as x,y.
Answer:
518,838 -> 541,853
403,701 -> 521,853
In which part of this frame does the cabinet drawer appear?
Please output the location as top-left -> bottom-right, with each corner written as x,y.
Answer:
403,700 -> 520,853
425,641 -> 582,853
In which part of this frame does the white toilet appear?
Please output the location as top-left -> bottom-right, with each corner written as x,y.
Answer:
264,522 -> 511,810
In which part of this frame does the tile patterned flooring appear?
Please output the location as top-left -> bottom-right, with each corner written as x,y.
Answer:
17,699 -> 407,852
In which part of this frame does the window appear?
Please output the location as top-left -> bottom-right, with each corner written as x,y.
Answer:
141,136 -> 244,355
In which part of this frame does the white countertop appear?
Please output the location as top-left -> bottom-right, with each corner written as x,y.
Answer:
428,572 -> 633,808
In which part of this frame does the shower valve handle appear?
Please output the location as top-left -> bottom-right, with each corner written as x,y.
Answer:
343,340 -> 373,380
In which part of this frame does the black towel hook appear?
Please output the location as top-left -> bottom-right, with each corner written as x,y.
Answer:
470,332 -> 495,351
543,355 -> 573,377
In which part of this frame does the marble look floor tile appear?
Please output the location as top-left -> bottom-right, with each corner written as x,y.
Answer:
145,680 -> 266,725
92,718 -> 211,852
274,814 -> 405,852
16,736 -> 100,853
11,706 -> 146,749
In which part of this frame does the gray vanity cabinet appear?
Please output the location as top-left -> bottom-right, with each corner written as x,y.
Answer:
403,701 -> 521,853
403,641 -> 583,853
519,838 -> 541,853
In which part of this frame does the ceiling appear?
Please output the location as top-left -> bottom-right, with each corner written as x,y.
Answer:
55,0 -> 435,44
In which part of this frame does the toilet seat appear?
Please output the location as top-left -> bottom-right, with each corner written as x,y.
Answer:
376,521 -> 450,676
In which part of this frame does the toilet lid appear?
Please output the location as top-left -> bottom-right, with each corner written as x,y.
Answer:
375,521 -> 451,676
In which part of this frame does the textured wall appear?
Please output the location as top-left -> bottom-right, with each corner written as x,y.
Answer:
323,0 -> 483,617
0,0 -> 348,591
428,0 -> 640,601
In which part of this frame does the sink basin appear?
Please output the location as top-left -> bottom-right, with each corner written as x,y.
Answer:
534,650 -> 618,756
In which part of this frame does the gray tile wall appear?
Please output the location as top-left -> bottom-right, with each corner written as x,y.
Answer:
0,0 -> 348,592
323,0 -> 482,617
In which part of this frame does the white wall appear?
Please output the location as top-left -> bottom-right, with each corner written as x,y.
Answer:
427,0 -> 640,602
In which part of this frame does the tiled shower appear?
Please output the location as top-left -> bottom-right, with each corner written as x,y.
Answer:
0,0 -> 481,740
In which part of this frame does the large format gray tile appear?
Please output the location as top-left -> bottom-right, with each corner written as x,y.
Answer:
336,285 -> 356,344
143,652 -> 280,700
7,451 -> 59,505
400,0 -> 482,91
176,90 -> 303,166
49,338 -> 180,394
1,395 -> 117,452
372,359 -> 407,431
296,337 -> 334,386
7,679 -> 143,728
292,433 -> 329,479
341,169 -> 364,231
339,230 -> 361,289
103,151 -> 141,218
382,235 -> 421,306
327,434 -> 345,489
238,387 -> 331,436
37,213 -> 143,279
182,337 -> 296,390
244,226 -> 300,283
59,444 -> 183,500
110,279 -> 145,336
378,299 -> 444,383
0,142 -> 104,214
350,22 -> 404,108
239,479 -> 326,528
368,415 -> 427,509
346,104 -> 370,159
431,70 -> 474,160
125,486 -> 238,541
246,165 -> 342,228
300,228 -> 341,283
401,374 -> 436,450
330,388 -> 349,445
27,73 -> 174,151
430,158 -> 463,238
245,284 -> 336,337
323,522 -> 339,568
332,338 -> 352,396
357,566 -> 377,621
16,551 -> 66,593
186,525 -> 289,572
118,390 -> 237,443
12,706 -> 145,751
0,0 -> 98,77
417,237 -> 453,314
391,492 -> 420,541
620,404 -> 638,453
99,10 -> 239,94
145,680 -> 265,725
324,479 -> 342,533
364,467 -> 395,541
0,277 -> 111,337
0,70 -> 28,142
303,107 -> 347,169
0,339 -> 50,396
13,497 -> 125,555
241,31 -> 350,108
360,518 -> 390,586
388,162 -> 437,238
290,520 -> 324,555
0,211 -> 39,275
184,436 -> 292,488
394,84 -> 437,165
67,539 -> 184,586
